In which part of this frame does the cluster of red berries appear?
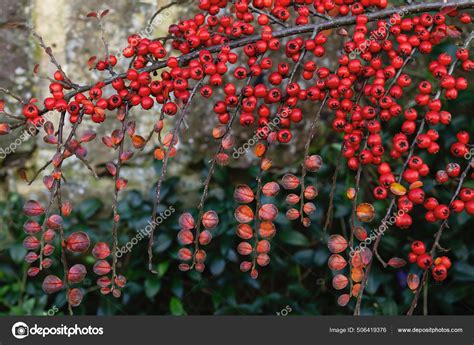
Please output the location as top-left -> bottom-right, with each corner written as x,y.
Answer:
177,211 -> 219,272
450,130 -> 471,159
408,241 -> 451,282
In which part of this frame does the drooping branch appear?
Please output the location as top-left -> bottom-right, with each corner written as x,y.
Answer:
407,158 -> 472,315
148,81 -> 202,272
299,94 -> 329,224
353,30 -> 474,315
35,1 -> 474,119
110,104 -> 130,287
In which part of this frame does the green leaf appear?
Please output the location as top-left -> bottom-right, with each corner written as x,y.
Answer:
382,299 -> 398,315
279,230 -> 310,246
210,258 -> 226,276
169,297 -> 185,315
157,261 -> 170,278
77,198 -> 102,219
144,278 -> 161,299
9,244 -> 26,264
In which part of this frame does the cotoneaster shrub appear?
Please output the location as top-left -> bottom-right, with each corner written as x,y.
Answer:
0,0 -> 473,315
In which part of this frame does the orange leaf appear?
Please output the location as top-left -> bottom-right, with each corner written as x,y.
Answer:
131,135 -> 145,149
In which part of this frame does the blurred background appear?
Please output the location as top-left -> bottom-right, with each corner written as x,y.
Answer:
0,0 -> 473,315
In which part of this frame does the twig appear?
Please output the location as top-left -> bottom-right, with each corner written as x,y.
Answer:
299,94 -> 329,224
76,156 -> 99,179
110,104 -> 130,289
27,160 -> 53,185
148,81 -> 202,272
0,87 -> 25,104
29,29 -> 79,89
149,0 -> 191,25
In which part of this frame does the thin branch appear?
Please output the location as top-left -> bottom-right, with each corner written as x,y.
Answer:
149,0 -> 191,25
299,94 -> 329,224
0,87 -> 25,104
27,159 -> 53,185
35,1 -> 474,118
29,29 -> 79,89
148,81 -> 202,272
111,104 -> 130,289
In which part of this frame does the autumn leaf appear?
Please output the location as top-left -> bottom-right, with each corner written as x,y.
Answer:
387,257 -> 407,268
87,56 -> 97,70
100,9 -> 110,18
131,135 -> 146,149
447,25 -> 463,38
86,12 -> 98,18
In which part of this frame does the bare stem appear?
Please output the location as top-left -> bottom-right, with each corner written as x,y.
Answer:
148,81 -> 202,272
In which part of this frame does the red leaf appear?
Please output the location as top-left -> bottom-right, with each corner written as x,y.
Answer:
447,25 -> 463,38
43,175 -> 54,190
0,100 -> 4,112
102,136 -> 113,148
337,294 -> 350,307
18,169 -> 28,182
120,150 -> 133,162
44,134 -> 58,145
116,178 -> 128,190
106,162 -> 117,176
79,130 -> 97,143
86,12 -> 98,18
387,257 -> 407,268
87,56 -> 97,69
43,121 -> 54,135
24,200 -> 45,217
126,121 -> 136,137
100,9 -> 110,18
328,234 -> 348,254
